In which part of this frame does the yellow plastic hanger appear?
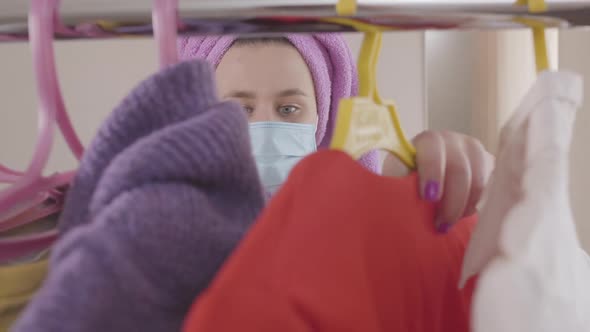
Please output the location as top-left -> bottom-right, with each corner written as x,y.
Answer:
335,0 -> 357,16
327,1 -> 417,168
514,0 -> 549,72
515,0 -> 547,13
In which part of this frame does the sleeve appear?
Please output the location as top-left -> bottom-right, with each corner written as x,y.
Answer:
11,183 -> 249,332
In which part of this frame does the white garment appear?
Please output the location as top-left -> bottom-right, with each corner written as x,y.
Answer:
460,71 -> 590,332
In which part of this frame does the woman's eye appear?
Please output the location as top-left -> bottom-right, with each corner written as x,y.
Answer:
243,106 -> 254,114
278,105 -> 299,116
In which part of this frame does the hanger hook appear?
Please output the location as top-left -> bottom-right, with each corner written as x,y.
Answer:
153,0 -> 179,69
0,0 -> 78,213
357,27 -> 382,102
27,0 -> 61,178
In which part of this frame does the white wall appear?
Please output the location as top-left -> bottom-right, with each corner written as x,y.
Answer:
426,29 -> 559,150
426,31 -> 476,135
344,32 -> 427,140
0,38 -> 157,173
560,28 -> 590,251
426,29 -> 590,251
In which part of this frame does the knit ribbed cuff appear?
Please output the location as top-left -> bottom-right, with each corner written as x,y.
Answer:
60,60 -> 222,232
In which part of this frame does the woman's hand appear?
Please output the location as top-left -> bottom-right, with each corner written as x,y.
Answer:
382,130 -> 495,233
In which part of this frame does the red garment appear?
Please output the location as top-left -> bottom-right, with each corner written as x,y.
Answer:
184,150 -> 477,332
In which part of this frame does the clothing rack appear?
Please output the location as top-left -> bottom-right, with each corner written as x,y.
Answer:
0,0 -> 589,41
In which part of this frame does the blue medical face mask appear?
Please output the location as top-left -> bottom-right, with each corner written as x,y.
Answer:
249,122 -> 317,197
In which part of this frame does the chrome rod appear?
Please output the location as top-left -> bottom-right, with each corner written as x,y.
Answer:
1,0 -> 589,42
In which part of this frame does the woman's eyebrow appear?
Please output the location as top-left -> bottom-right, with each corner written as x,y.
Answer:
277,89 -> 307,98
224,90 -> 256,99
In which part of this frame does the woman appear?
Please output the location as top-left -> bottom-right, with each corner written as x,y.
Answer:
178,33 -> 493,232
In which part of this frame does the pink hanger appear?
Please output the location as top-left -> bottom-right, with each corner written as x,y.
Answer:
0,192 -> 50,222
0,164 -> 23,176
0,188 -> 64,233
0,164 -> 24,183
0,176 -> 66,263
0,0 -> 80,213
0,0 -> 69,255
153,0 -> 179,68
0,230 -> 58,264
0,164 -> 48,222
0,0 -> 182,263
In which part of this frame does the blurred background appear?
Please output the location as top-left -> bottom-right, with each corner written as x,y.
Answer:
1,28 -> 588,249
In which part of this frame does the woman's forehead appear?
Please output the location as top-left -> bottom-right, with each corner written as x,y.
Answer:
215,44 -> 316,98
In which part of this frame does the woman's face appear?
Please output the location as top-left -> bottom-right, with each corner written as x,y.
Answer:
216,43 -> 318,124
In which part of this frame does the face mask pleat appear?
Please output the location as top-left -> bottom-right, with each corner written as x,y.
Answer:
248,121 -> 317,196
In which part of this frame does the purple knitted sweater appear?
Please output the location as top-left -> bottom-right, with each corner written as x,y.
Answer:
12,60 -> 265,331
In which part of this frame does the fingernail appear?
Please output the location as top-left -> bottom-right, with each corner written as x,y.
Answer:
423,181 -> 440,202
437,222 -> 452,234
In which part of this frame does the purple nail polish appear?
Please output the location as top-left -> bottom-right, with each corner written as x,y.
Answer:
437,222 -> 451,234
423,181 -> 440,202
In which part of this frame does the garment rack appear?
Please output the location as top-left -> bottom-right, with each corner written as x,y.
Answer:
1,0 -> 589,41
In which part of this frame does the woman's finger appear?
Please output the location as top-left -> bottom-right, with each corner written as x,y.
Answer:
413,131 -> 446,203
436,134 -> 471,233
381,153 -> 411,177
462,139 -> 494,218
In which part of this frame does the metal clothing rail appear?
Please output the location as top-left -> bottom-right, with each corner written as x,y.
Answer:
1,0 -> 590,42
